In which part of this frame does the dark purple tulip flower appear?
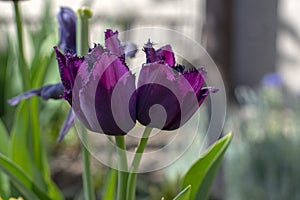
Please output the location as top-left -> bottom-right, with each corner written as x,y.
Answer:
57,7 -> 77,53
54,29 -> 136,135
136,41 -> 217,130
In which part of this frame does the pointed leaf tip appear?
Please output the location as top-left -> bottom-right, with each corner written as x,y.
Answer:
182,132 -> 233,200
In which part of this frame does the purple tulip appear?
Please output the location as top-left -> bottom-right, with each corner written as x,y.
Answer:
54,29 -> 136,135
8,26 -> 214,138
136,41 -> 216,130
57,7 -> 77,53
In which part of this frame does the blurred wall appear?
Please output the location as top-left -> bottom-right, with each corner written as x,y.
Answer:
231,0 -> 278,89
277,0 -> 300,93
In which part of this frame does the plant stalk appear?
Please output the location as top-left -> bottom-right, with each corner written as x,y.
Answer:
115,136 -> 128,200
126,127 -> 153,200
13,1 -> 30,90
77,8 -> 95,200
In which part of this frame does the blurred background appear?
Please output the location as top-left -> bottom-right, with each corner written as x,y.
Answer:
0,0 -> 300,199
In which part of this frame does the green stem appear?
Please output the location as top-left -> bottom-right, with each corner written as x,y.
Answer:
13,1 -> 30,90
77,7 -> 92,55
115,136 -> 128,200
77,8 -> 95,200
82,134 -> 95,200
126,127 -> 153,200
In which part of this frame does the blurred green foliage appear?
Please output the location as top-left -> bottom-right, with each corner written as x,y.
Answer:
0,1 -> 66,199
225,83 -> 300,199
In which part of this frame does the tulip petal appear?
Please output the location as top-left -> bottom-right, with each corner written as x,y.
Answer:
57,109 -> 75,142
105,29 -> 124,58
74,53 -> 136,135
7,83 -> 64,106
156,45 -> 175,66
57,7 -> 77,53
54,46 -> 84,104
183,69 -> 205,96
144,40 -> 157,64
39,83 -> 65,100
122,41 -> 138,58
143,40 -> 175,66
137,63 -> 210,130
137,63 -> 193,129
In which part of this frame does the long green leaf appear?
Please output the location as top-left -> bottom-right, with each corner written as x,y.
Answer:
10,103 -> 48,195
0,35 -> 9,117
0,153 -> 51,200
182,132 -> 233,200
0,119 -> 9,156
173,185 -> 191,200
0,119 -> 10,197
46,179 -> 64,200
10,102 -> 32,176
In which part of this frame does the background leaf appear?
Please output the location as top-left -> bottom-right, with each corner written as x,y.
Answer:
173,185 -> 191,200
0,153 -> 51,200
182,132 -> 233,200
0,119 -> 10,198
10,102 -> 32,176
0,119 -> 9,156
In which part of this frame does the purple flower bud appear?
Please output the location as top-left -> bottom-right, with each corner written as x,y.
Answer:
57,7 -> 77,53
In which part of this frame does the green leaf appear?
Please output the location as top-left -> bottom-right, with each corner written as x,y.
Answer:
10,103 -> 48,195
0,119 -> 10,197
182,132 -> 233,200
0,153 -> 51,200
10,102 -> 32,176
173,185 -> 191,200
103,168 -> 117,200
0,119 -> 10,156
0,35 -> 9,117
46,179 -> 64,200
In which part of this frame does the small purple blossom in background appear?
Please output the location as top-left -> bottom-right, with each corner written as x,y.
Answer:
262,72 -> 283,87
57,7 -> 77,53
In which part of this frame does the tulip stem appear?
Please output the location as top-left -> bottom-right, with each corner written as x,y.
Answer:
77,7 -> 95,200
115,136 -> 128,200
126,127 -> 153,200
82,133 -> 95,200
13,1 -> 30,90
